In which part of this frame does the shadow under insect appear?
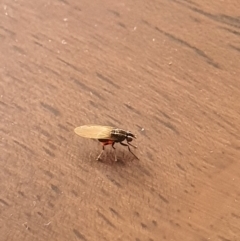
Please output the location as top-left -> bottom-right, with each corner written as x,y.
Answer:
96,142 -> 137,164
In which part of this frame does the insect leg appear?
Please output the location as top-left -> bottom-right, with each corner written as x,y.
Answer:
96,144 -> 105,161
112,142 -> 116,149
111,142 -> 117,162
120,142 -> 139,160
127,142 -> 137,149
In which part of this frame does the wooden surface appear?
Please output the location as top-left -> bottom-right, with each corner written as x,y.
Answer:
1,0 -> 240,240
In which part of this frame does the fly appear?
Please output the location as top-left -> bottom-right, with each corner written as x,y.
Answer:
74,125 -> 138,161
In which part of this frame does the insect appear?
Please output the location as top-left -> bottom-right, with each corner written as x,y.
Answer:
74,125 -> 139,161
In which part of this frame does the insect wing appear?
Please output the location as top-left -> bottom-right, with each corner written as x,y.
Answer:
74,125 -> 116,139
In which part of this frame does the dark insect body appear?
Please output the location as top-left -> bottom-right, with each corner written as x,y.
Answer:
74,125 -> 138,161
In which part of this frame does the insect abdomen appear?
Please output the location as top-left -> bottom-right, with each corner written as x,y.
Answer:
98,139 -> 115,145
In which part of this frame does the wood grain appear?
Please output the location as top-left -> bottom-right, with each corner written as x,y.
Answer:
1,0 -> 240,240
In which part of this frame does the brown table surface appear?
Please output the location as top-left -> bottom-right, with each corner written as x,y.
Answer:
1,0 -> 240,240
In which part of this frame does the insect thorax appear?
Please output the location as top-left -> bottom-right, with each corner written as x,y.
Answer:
110,129 -> 127,142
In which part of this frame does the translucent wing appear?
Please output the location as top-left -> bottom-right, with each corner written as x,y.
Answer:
74,125 -> 117,139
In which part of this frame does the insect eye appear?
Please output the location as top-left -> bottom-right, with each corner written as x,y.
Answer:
126,136 -> 133,142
